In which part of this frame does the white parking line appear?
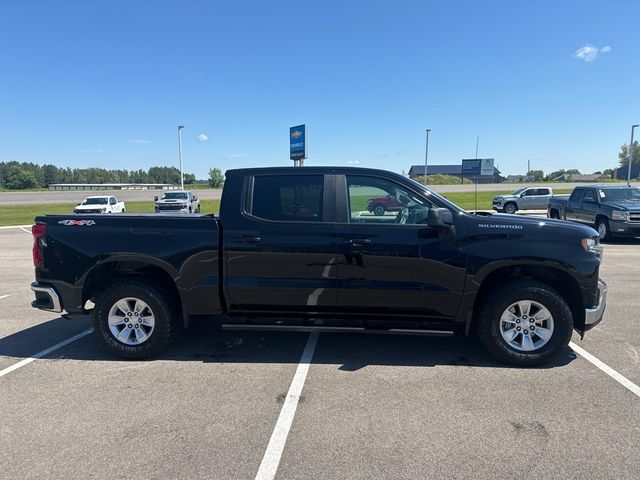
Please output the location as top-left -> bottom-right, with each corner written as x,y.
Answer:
19,226 -> 31,234
255,332 -> 319,480
0,329 -> 93,378
571,341 -> 640,398
0,295 -> 10,300
0,225 -> 31,230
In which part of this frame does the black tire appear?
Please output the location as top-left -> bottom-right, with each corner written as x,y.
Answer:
372,204 -> 385,216
596,218 -> 611,241
196,205 -> 201,213
549,209 -> 560,219
476,280 -> 573,366
503,202 -> 517,214
92,281 -> 177,359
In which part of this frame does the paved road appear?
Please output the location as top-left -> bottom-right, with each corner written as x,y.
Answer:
1,227 -> 639,479
5,182 -> 639,205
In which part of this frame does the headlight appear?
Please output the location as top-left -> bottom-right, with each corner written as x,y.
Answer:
494,197 -> 503,201
582,237 -> 603,258
611,210 -> 628,221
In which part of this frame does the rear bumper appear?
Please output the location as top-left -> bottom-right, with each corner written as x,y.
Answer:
584,279 -> 607,331
30,282 -> 62,313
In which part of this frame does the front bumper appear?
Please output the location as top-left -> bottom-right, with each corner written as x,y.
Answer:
609,220 -> 640,236
584,279 -> 607,331
492,201 -> 502,211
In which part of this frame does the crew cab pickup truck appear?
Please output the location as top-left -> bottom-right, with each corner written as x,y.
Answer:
492,187 -> 553,214
74,196 -> 126,214
154,191 -> 200,213
30,167 -> 607,366
548,185 -> 640,240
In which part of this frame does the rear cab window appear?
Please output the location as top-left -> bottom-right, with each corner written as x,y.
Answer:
246,174 -> 324,222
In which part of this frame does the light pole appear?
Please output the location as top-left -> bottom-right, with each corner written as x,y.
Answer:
628,124 -> 639,186
424,129 -> 431,185
178,125 -> 185,190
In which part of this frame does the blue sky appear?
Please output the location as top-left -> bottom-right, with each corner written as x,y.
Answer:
1,0 -> 638,178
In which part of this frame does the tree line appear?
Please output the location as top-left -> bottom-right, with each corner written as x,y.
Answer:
0,161 -> 198,190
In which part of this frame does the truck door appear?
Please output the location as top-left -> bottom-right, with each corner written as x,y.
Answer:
223,173 -> 338,314
535,188 -> 552,209
334,174 -> 466,320
520,189 -> 536,209
566,189 -> 584,222
578,188 -> 598,224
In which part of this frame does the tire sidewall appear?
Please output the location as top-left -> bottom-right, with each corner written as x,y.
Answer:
596,219 -> 610,241
92,282 -> 174,358
479,282 -> 573,366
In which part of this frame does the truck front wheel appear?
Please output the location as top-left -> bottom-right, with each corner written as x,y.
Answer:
372,205 -> 386,216
92,281 -> 177,359
477,280 -> 572,366
596,218 -> 611,241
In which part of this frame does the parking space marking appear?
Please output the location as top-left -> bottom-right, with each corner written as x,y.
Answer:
0,295 -> 10,300
255,332 -> 319,480
0,328 -> 93,378
571,341 -> 640,398
19,226 -> 31,234
0,225 -> 32,230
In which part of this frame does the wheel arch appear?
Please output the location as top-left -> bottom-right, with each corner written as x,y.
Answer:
81,256 -> 185,326
467,263 -> 585,334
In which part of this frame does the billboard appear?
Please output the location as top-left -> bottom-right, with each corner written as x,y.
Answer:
462,158 -> 494,176
290,125 -> 306,160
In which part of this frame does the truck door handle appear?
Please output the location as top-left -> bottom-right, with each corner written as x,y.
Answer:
234,235 -> 261,243
347,238 -> 372,247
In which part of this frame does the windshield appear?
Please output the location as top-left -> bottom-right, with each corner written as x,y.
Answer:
598,187 -> 640,202
162,192 -> 188,200
82,198 -> 108,205
510,187 -> 527,196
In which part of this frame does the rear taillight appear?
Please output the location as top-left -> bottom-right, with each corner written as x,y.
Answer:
32,223 -> 47,269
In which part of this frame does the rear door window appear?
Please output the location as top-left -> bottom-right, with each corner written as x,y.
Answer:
248,175 -> 324,222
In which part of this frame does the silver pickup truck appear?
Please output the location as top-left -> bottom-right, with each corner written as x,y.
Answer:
492,187 -> 553,214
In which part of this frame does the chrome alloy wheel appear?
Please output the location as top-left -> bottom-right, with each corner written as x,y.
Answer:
108,297 -> 156,345
597,222 -> 608,239
499,300 -> 554,352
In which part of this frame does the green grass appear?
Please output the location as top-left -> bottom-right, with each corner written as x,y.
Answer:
0,199 -> 221,227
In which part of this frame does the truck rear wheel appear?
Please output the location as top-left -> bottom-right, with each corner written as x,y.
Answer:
477,280 -> 572,366
92,281 -> 177,359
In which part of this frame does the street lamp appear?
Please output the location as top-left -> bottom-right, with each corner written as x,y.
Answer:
424,129 -> 431,186
628,124 -> 639,187
178,125 -> 185,191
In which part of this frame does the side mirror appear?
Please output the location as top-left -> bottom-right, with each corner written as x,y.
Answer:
193,196 -> 198,201
153,196 -> 158,202
427,207 -> 454,228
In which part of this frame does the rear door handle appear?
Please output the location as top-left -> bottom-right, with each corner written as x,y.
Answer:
347,238 -> 372,247
232,232 -> 262,243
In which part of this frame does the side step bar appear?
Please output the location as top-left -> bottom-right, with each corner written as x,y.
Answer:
221,324 -> 454,337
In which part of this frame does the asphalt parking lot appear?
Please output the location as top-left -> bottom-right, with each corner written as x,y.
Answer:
1,226 -> 640,479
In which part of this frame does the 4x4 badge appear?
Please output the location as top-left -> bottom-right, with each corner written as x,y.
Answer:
58,219 -> 96,226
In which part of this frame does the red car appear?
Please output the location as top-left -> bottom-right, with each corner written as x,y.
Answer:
367,194 -> 402,215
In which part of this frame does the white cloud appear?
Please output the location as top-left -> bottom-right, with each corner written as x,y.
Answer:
197,134 -> 209,142
574,44 -> 611,62
129,138 -> 152,144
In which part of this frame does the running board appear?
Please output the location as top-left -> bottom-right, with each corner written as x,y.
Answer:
221,324 -> 454,337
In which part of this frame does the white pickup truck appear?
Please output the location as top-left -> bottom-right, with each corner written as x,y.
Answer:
74,196 -> 126,214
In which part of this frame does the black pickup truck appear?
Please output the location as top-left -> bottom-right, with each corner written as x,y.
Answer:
30,167 -> 607,366
548,185 -> 640,240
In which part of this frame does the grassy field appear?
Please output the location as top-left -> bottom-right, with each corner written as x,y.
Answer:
0,199 -> 221,227
0,190 -> 574,227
